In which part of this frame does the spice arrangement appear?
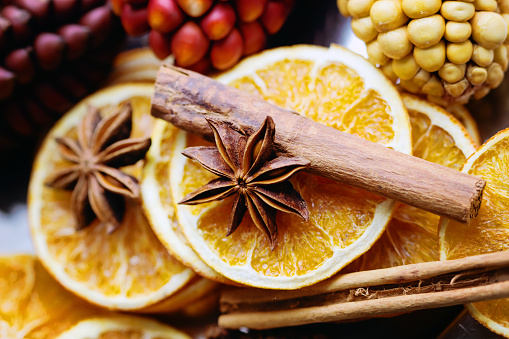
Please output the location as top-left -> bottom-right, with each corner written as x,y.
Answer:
4,1 -> 509,338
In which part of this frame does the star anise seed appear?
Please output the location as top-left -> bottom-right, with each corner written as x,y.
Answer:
45,102 -> 151,233
179,116 -> 310,249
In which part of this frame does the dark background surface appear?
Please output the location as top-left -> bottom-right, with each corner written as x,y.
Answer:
1,0 -> 509,338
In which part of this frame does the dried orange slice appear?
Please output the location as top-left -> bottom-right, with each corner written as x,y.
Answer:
346,94 -> 477,272
0,254 -> 103,338
28,83 -> 196,310
168,44 -> 412,289
55,316 -> 191,339
439,128 -> 509,337
141,120 -> 234,284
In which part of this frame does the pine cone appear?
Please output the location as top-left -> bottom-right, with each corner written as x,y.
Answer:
338,0 -> 509,104
0,0 -> 124,151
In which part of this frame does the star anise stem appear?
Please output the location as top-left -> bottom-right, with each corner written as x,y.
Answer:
179,116 -> 310,249
45,102 -> 151,232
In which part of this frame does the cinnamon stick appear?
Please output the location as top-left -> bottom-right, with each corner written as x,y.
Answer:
221,250 -> 509,305
151,65 -> 485,223
219,280 -> 509,329
218,251 -> 509,330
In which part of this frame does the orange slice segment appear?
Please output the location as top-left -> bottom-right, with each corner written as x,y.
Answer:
439,128 -> 509,337
345,94 -> 477,271
28,84 -> 195,310
169,44 -> 412,289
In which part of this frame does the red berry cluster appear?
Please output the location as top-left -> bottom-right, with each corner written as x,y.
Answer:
0,0 -> 123,149
113,0 -> 293,72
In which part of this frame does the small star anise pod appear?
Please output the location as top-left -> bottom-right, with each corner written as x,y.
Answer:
179,116 -> 310,249
45,102 -> 151,233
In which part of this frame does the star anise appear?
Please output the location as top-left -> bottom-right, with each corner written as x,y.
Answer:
45,102 -> 151,233
179,116 -> 310,249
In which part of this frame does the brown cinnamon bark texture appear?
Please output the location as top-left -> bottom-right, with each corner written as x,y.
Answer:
219,251 -> 509,329
151,64 -> 485,223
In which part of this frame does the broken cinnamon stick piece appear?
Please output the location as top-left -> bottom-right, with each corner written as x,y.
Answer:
151,64 -> 486,223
